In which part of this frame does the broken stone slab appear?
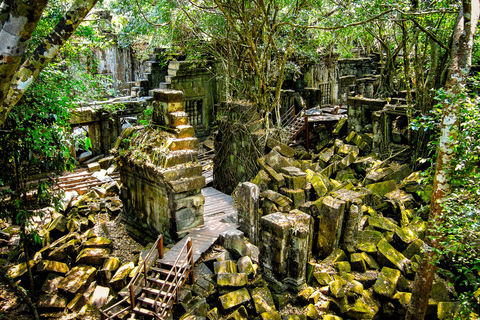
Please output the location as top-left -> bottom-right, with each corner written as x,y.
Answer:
267,138 -> 296,158
367,216 -> 398,232
250,286 -> 276,313
38,293 -> 68,309
279,188 -> 306,209
365,180 -> 397,197
402,239 -> 425,260
385,188 -> 416,209
306,169 -> 331,199
316,196 -> 346,258
7,252 -> 42,279
41,273 -> 65,293
393,226 -> 418,250
346,289 -> 380,319
377,239 -> 412,274
237,256 -> 256,279
214,260 -> 238,274
84,237 -> 112,248
217,273 -> 248,288
76,248 -> 111,265
350,253 -> 367,273
226,305 -> 249,320
87,162 -> 101,173
110,262 -> 135,292
320,161 -> 339,178
373,267 -> 401,298
264,148 -> 297,172
218,229 -> 251,259
58,265 -> 97,295
88,285 -> 110,308
258,158 -> 285,187
97,257 -> 121,286
192,275 -> 216,298
219,287 -> 251,312
261,189 -> 293,208
36,260 -> 70,275
364,166 -> 394,184
78,151 -> 93,164
352,270 -> 378,289
251,170 -> 272,192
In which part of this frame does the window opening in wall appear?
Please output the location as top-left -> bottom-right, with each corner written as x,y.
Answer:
185,99 -> 204,126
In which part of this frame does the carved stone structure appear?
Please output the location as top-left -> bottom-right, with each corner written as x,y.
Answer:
117,89 -> 205,242
234,182 -> 260,246
260,210 -> 313,287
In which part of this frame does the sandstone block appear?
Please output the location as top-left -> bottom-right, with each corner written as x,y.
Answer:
58,265 -> 97,295
251,286 -> 276,313
76,248 -> 110,265
110,262 -> 135,291
373,267 -> 401,298
219,288 -> 251,311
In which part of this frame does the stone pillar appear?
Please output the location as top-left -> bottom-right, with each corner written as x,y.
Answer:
279,166 -> 307,209
315,196 -> 346,259
235,182 -> 260,246
260,210 -> 313,287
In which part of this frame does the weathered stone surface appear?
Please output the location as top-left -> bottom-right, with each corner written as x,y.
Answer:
192,276 -> 216,298
251,169 -> 272,192
367,216 -> 398,232
110,262 -> 135,291
313,272 -> 333,286
38,293 -> 67,309
437,301 -> 461,320
76,248 -> 110,265
49,238 -> 81,261
316,196 -> 346,258
235,182 -> 260,246
7,252 -> 42,279
373,267 -> 401,298
267,138 -> 296,158
88,285 -> 110,308
214,260 -> 237,274
41,273 -> 65,293
58,265 -> 97,295
219,288 -> 251,311
226,305 -> 249,320
280,188 -> 306,209
218,230 -> 251,259
251,286 -> 276,313
206,307 -> 220,320
67,293 -> 87,311
264,149 -> 295,172
377,239 -> 411,273
365,180 -> 397,197
258,158 -> 285,187
37,260 -> 69,274
260,211 -> 313,286
84,237 -> 112,248
261,189 -> 293,208
217,273 -> 248,288
237,256 -> 255,278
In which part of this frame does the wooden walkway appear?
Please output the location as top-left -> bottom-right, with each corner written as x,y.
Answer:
158,187 -> 238,267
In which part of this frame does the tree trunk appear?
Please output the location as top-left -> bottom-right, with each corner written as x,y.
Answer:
0,0 -> 99,127
405,0 -> 479,319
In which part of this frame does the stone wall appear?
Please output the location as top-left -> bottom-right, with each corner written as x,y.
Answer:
116,90 -> 205,243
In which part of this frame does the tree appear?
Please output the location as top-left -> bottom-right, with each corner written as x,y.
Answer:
0,0 -> 99,127
406,0 -> 480,318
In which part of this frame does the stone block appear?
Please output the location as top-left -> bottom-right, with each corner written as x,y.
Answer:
219,288 -> 251,311
306,169 -> 331,198
267,138 -> 296,158
373,267 -> 401,298
214,260 -> 237,274
217,273 -> 248,288
41,273 -> 64,293
237,256 -> 256,278
58,265 -> 97,295
226,305 -> 249,320
377,240 -> 411,273
49,238 -> 81,261
261,190 -> 292,208
218,230 -> 251,259
110,262 -> 135,292
350,253 -> 367,272
84,237 -> 112,248
385,188 -> 415,209
88,286 -> 110,308
251,286 -> 276,313
168,137 -> 199,151
251,169 -> 271,192
169,176 -> 206,193
76,248 -> 110,265
280,188 -> 306,209
174,124 -> 196,139
365,180 -> 397,197
260,211 -> 313,286
38,293 -> 67,309
264,148 -> 295,172
316,196 -> 346,258
87,162 -> 101,172
36,260 -> 69,274
167,111 -> 188,127
365,167 -> 394,184
283,172 -> 307,190
235,182 -> 260,245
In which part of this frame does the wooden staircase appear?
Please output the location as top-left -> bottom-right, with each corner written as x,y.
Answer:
281,106 -> 307,143
100,235 -> 194,320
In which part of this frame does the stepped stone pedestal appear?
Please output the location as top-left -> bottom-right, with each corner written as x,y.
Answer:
118,89 -> 205,242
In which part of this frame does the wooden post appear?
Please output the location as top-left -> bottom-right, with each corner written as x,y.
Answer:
158,234 -> 164,259
187,238 -> 194,284
305,115 -> 309,151
129,285 -> 135,309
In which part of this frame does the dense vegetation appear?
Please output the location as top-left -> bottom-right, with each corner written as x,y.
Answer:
0,0 -> 479,319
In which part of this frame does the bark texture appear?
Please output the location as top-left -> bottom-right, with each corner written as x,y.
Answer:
0,0 -> 99,126
405,0 -> 479,319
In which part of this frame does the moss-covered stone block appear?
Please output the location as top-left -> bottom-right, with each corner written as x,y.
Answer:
373,267 -> 401,298
219,288 -> 251,311
365,180 -> 397,197
251,286 -> 276,313
58,265 -> 96,295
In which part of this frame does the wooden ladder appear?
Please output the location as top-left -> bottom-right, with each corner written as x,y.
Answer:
281,106 -> 308,143
100,235 -> 194,320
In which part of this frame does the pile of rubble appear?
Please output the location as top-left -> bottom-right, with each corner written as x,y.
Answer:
0,176 -> 147,319
174,130 -> 458,319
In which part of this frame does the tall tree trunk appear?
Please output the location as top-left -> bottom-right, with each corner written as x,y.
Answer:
405,0 -> 479,319
0,0 -> 99,127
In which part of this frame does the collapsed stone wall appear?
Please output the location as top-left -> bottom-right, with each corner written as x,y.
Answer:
114,90 -> 205,243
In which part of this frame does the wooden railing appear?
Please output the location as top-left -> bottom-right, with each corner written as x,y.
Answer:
155,237 -> 194,319
100,234 -> 164,320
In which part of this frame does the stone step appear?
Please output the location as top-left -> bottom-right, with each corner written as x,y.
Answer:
174,125 -> 195,139
163,163 -> 203,182
168,176 -> 206,193
167,111 -> 188,127
168,137 -> 199,151
160,149 -> 199,168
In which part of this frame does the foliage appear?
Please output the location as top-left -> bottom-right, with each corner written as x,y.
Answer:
410,78 -> 480,316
